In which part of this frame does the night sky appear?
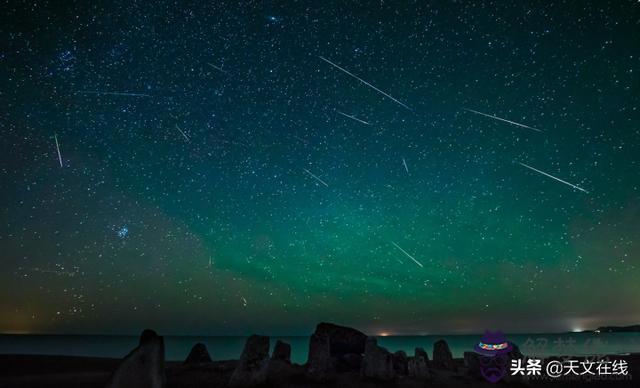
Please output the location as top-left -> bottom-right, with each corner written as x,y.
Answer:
1,1 -> 639,336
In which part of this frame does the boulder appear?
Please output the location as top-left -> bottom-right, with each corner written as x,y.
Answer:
306,333 -> 335,381
314,322 -> 367,356
463,351 -> 481,375
271,340 -> 291,363
105,329 -> 165,388
392,350 -> 408,375
266,359 -> 301,384
432,339 -> 456,370
361,337 -> 395,381
415,347 -> 429,361
509,342 -> 524,360
408,347 -> 430,379
184,342 -> 212,365
229,335 -> 270,387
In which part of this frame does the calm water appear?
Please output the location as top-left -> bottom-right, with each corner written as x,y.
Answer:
1,333 -> 639,364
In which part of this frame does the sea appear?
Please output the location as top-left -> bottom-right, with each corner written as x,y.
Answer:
1,332 -> 639,364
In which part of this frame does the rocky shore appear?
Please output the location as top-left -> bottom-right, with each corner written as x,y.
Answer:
0,323 -> 638,387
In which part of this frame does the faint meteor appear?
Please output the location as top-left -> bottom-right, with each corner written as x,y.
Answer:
207,63 -> 228,74
337,111 -> 370,125
463,108 -> 543,133
75,90 -> 151,97
518,162 -> 588,193
402,158 -> 409,174
54,134 -> 63,168
303,168 -> 329,187
391,241 -> 423,268
241,296 -> 247,307
175,124 -> 190,141
319,56 -> 412,111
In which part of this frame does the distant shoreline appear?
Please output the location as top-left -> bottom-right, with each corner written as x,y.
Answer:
3,324 -> 639,337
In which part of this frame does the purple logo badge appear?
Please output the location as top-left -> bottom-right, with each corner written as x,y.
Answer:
475,330 -> 513,383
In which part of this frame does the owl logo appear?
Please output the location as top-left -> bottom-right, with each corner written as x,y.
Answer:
474,330 -> 513,383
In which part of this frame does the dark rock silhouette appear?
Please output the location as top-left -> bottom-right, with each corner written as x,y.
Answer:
408,347 -> 430,379
271,340 -> 291,363
463,351 -> 481,376
509,342 -> 524,360
306,333 -> 335,381
338,353 -> 362,372
266,358 -> 303,385
184,342 -> 212,365
229,335 -> 270,387
314,322 -> 367,356
361,337 -> 395,381
105,329 -> 165,388
392,350 -> 408,374
432,339 -> 456,370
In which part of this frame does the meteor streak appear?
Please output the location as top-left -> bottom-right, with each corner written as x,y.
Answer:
75,90 -> 151,97
207,63 -> 228,74
518,162 -> 588,193
391,241 -> 423,268
303,168 -> 329,187
464,108 -> 543,133
54,134 -> 63,167
319,56 -> 412,111
337,111 -> 370,125
175,124 -> 190,141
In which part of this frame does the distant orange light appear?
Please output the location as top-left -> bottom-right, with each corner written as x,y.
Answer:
379,332 -> 390,337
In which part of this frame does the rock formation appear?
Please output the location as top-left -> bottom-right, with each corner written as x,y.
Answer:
229,335 -> 270,387
314,322 -> 367,356
105,329 -> 166,388
338,352 -> 363,372
184,342 -> 212,365
306,333 -> 335,381
392,350 -> 408,375
361,337 -> 395,381
271,340 -> 291,363
463,351 -> 481,376
509,342 -> 524,360
432,339 -> 456,370
408,347 -> 430,379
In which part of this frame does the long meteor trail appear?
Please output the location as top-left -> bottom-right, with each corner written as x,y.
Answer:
337,111 -> 370,125
319,56 -> 412,111
391,241 -> 423,268
519,162 -> 588,193
75,91 -> 151,97
54,134 -> 63,168
303,168 -> 329,187
464,108 -> 543,132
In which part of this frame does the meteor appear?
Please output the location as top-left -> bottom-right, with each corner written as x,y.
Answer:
518,162 -> 588,193
337,111 -> 370,125
207,63 -> 228,74
54,134 -> 63,168
391,241 -> 423,268
303,168 -> 329,187
175,124 -> 190,141
402,158 -> 409,174
75,90 -> 151,97
464,108 -> 543,133
319,56 -> 412,111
